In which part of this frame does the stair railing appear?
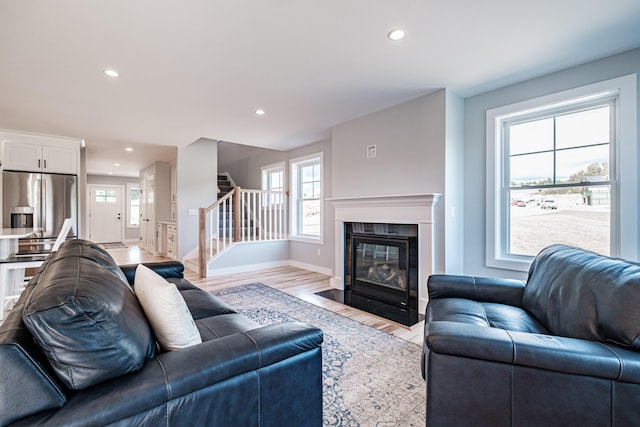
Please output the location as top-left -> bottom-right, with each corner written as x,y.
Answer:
199,187 -> 288,278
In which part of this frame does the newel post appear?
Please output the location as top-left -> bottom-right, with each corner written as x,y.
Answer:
234,187 -> 241,243
198,207 -> 206,278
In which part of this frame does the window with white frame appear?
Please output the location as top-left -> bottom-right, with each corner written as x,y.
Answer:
290,153 -> 323,241
127,183 -> 140,228
262,163 -> 284,193
261,162 -> 285,206
486,75 -> 638,271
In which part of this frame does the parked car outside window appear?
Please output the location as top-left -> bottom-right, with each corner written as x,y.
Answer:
542,199 -> 558,209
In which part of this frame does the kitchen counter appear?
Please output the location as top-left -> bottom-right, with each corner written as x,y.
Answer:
0,228 -> 37,260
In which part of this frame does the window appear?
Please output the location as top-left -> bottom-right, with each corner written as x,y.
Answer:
486,75 -> 638,271
127,183 -> 140,228
506,102 -> 612,257
262,163 -> 284,193
290,153 -> 323,242
261,162 -> 285,205
95,189 -> 117,203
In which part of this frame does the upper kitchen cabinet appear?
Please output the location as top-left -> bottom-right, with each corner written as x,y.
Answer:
0,130 -> 81,175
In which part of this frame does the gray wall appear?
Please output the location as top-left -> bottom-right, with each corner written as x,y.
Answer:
218,145 -> 285,189
177,138 -> 218,259
331,90 -> 457,274
331,90 -> 446,198
463,48 -> 640,280
444,90 -> 465,274
87,174 -> 140,241
287,139 -> 333,272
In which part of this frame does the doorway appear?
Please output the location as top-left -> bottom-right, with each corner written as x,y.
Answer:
88,185 -> 124,243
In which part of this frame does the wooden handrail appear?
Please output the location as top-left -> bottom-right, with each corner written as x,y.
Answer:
203,187 -> 236,214
198,187 -> 287,278
199,187 -> 237,277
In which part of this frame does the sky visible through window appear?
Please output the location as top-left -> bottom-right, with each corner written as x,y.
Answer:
507,104 -> 611,257
509,106 -> 609,184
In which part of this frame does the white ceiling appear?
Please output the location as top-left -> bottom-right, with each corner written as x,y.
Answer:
1,1 -> 640,177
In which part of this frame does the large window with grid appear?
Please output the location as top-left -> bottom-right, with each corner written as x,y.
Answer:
486,75 -> 638,271
290,153 -> 323,242
505,101 -> 613,256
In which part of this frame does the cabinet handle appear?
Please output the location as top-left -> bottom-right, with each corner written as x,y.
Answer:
38,159 -> 41,168
44,159 -> 47,169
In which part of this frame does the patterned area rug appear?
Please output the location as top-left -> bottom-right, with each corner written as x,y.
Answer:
212,283 -> 426,426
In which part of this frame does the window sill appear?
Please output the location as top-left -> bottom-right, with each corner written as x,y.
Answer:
486,254 -> 534,273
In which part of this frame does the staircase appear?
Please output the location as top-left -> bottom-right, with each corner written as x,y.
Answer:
217,173 -> 234,198
192,174 -> 288,278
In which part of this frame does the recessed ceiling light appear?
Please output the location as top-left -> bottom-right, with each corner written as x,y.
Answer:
255,109 -> 266,116
125,147 -> 133,152
114,163 -> 120,167
104,69 -> 119,78
108,172 -> 113,175
387,29 -> 406,41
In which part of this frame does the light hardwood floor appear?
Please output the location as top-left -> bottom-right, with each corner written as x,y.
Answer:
108,245 -> 425,346
2,245 -> 424,346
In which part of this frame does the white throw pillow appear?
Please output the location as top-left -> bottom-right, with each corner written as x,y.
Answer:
133,264 -> 202,351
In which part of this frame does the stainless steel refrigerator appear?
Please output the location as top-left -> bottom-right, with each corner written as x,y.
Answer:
2,170 -> 77,254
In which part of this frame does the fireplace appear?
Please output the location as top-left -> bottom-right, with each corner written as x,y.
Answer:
344,222 -> 419,325
327,193 -> 441,326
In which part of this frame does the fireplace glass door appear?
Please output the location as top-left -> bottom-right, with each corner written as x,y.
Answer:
351,235 -> 410,306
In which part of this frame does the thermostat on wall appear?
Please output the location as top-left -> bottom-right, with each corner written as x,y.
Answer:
367,145 -> 377,158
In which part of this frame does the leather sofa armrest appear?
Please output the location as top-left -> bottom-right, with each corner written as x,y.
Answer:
18,323 -> 323,425
162,322 -> 323,397
428,274 -> 525,307
425,321 -> 640,381
119,261 -> 185,286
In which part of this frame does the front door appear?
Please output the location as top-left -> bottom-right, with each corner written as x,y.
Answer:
89,185 -> 123,243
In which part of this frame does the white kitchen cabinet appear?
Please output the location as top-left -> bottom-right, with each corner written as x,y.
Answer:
166,223 -> 177,259
1,131 -> 80,174
157,222 -> 167,255
170,163 -> 177,221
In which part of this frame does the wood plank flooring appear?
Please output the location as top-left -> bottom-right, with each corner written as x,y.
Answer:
3,245 -> 425,346
109,245 -> 425,345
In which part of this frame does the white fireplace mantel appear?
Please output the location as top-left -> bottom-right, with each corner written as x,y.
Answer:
329,193 -> 441,314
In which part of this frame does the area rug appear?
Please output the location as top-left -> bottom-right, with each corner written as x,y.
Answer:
99,242 -> 128,249
212,283 -> 426,426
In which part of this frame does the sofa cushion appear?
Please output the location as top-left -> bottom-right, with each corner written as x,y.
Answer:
522,244 -> 640,349
196,313 -> 261,341
54,239 -> 130,286
22,257 -> 156,390
134,264 -> 202,351
427,298 -> 549,334
177,287 -> 238,320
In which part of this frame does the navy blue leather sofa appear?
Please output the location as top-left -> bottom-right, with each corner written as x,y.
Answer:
0,239 -> 323,426
422,244 -> 640,426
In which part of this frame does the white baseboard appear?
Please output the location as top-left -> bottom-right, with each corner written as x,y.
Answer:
287,260 -> 332,276
206,260 -> 291,277
205,259 -> 332,278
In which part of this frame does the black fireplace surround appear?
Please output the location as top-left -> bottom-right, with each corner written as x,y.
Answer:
344,222 -> 419,326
